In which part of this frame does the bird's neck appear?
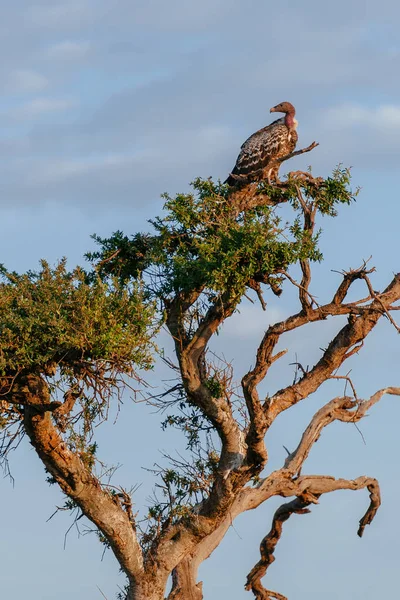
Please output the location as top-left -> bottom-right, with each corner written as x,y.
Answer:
284,113 -> 297,129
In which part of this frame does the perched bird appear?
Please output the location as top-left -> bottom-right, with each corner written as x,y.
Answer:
225,101 -> 298,186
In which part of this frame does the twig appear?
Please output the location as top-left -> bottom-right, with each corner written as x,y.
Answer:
96,248 -> 121,268
329,373 -> 359,401
277,269 -> 318,307
277,141 -> 319,165
362,273 -> 400,333
97,587 -> 109,600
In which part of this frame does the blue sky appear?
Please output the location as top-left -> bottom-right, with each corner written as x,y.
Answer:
1,1 -> 400,599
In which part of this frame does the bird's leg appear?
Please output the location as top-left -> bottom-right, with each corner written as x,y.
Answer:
267,166 -> 282,186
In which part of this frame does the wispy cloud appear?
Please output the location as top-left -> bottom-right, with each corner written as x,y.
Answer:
0,0 -> 399,205
45,40 -> 91,60
322,103 -> 400,129
311,102 -> 400,170
11,97 -> 77,119
1,4 -> 400,600
3,69 -> 48,93
30,152 -> 140,184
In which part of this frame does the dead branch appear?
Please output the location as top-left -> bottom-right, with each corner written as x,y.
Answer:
277,141 -> 319,165
329,373 -> 359,400
331,262 -> 375,305
283,396 -> 356,474
361,272 -> 400,333
292,475 -> 381,537
245,497 -> 312,600
245,474 -> 380,599
265,273 -> 400,424
283,387 -> 400,476
336,386 -> 400,423
240,266 -> 384,420
277,269 -> 318,308
297,184 -> 315,311
239,268 -> 400,470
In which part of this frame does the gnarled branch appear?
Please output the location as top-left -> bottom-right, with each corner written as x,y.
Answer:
265,273 -> 400,424
246,475 -> 380,599
18,374 -> 144,585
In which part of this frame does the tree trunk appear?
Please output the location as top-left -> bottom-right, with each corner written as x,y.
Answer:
130,576 -> 171,600
128,559 -> 203,600
168,557 -> 203,600
132,591 -> 165,600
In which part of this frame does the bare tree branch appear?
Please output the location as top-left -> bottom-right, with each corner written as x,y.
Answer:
277,141 -> 319,165
245,475 -> 380,599
361,272 -> 400,333
265,273 -> 400,424
245,496 -> 311,600
279,386 -> 400,478
277,269 -> 317,309
155,260 -> 400,595
331,262 -> 375,305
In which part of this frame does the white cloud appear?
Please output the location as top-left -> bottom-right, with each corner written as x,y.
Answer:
4,69 -> 48,93
322,103 -> 400,130
26,151 -> 145,185
45,40 -> 91,60
378,105 -> 400,126
307,102 -> 400,171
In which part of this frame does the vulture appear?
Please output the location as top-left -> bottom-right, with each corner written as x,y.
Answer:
225,101 -> 298,186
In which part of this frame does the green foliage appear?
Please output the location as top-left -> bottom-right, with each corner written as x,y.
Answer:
204,376 -> 224,399
87,231 -> 155,283
88,168 -> 355,541
0,260 -> 157,450
0,166 -> 357,560
140,449 -> 220,550
116,584 -> 129,600
262,164 -> 358,216
161,405 -> 213,451
308,165 -> 359,216
0,259 -> 155,379
88,170 -> 356,313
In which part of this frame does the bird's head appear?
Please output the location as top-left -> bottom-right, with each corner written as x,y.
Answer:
270,101 -> 295,115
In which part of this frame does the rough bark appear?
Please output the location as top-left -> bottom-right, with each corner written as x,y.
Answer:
168,557 -> 203,600
11,374 -> 144,586
147,215 -> 400,597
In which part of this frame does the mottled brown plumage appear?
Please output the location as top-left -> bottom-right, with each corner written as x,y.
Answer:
225,101 -> 298,186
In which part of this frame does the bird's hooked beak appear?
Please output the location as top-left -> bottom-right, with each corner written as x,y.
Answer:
270,106 -> 277,113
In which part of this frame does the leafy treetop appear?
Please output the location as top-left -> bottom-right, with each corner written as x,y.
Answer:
0,260 -> 156,455
88,168 -> 357,325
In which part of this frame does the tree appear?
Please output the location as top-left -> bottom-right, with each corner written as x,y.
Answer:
1,146 -> 399,600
